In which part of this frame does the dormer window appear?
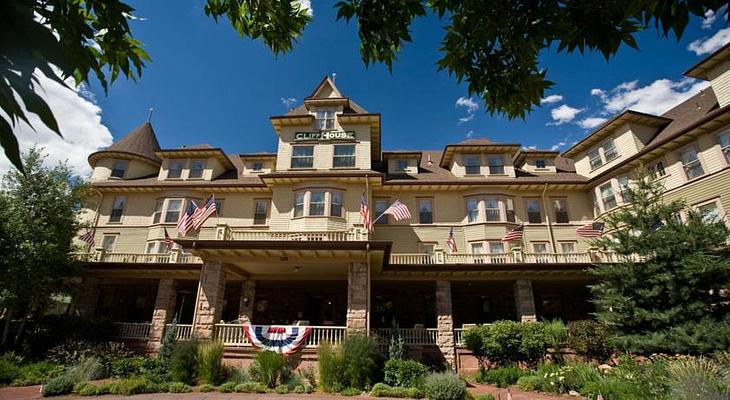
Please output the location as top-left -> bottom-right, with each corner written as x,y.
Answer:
464,155 -> 481,175
292,146 -> 314,169
488,156 -> 505,174
111,160 -> 128,178
535,159 -> 546,169
602,140 -> 618,162
316,109 -> 336,130
252,162 -> 264,172
188,160 -> 206,179
396,159 -> 409,171
168,160 -> 184,179
588,139 -> 619,170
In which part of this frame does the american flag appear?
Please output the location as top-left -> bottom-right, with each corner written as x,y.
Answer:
79,229 -> 95,246
577,221 -> 605,238
501,225 -> 524,242
176,200 -> 198,236
382,199 -> 411,221
164,228 -> 173,247
360,193 -> 373,232
192,194 -> 217,230
446,227 -> 457,253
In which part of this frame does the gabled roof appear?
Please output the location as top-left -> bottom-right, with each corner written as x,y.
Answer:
305,76 -> 344,99
155,147 -> 236,171
88,122 -> 161,167
439,138 -> 521,168
513,149 -> 560,166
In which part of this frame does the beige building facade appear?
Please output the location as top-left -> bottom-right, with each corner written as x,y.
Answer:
74,46 -> 730,369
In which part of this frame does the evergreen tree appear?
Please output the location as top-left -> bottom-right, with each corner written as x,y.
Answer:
590,169 -> 730,354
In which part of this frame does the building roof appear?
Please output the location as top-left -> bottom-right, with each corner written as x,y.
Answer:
88,122 -> 161,166
684,41 -> 730,79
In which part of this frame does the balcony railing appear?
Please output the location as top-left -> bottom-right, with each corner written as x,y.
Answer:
371,328 -> 439,345
78,249 -> 202,264
390,250 -> 641,265
213,324 -> 347,348
217,225 -> 369,242
114,322 -> 151,340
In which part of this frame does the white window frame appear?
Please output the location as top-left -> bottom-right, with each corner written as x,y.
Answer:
152,199 -> 164,224
188,159 -> 207,179
254,199 -> 270,225
330,192 -> 343,217
617,175 -> 632,203
164,199 -> 184,223
588,148 -> 603,169
167,160 -> 185,179
418,198 -> 433,224
601,140 -> 619,162
532,242 -> 550,254
315,109 -> 336,131
109,196 -> 126,223
599,183 -> 617,210
695,198 -> 724,224
101,235 -> 117,252
560,242 -> 577,254
291,145 -> 315,169
294,192 -> 306,218
552,198 -> 569,224
525,198 -> 542,224
466,198 -> 480,223
679,146 -> 705,180
464,154 -> 481,175
649,160 -> 666,178
487,156 -> 505,175
717,131 -> 730,164
293,190 -> 344,218
484,198 -> 501,221
333,144 -> 356,168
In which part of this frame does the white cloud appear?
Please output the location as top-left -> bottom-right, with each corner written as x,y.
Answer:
455,96 -> 479,124
0,69 -> 113,176
548,104 -> 583,125
688,27 -> 730,55
577,117 -> 609,129
281,97 -> 297,108
702,6 -> 726,29
540,94 -> 563,105
550,145 -> 560,151
295,0 -> 313,16
465,130 -> 474,139
593,78 -> 709,115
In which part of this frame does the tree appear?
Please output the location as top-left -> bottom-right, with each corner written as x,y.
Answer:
0,148 -> 88,345
2,1 -> 727,171
590,168 -> 730,354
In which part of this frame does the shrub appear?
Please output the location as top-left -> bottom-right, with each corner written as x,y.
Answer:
74,382 -> 100,396
225,365 -> 249,384
234,381 -> 267,393
169,381 -> 193,393
218,381 -> 236,392
318,342 -> 346,392
11,361 -> 65,386
520,322 -> 550,363
561,362 -> 602,393
0,358 -> 19,384
293,383 -> 315,394
667,358 -> 730,400
199,383 -> 216,392
42,374 -> 74,397
566,320 -> 611,361
197,340 -> 224,385
516,375 -> 541,391
370,382 -> 423,398
423,372 -> 466,400
463,321 -> 553,367
340,334 -> 381,390
107,378 -> 165,395
170,338 -> 198,385
21,315 -> 118,358
384,358 -> 429,388
67,356 -> 104,382
275,384 -> 290,394
159,316 -> 177,367
250,350 -> 288,388
111,356 -> 161,379
389,326 -> 407,360
47,340 -> 131,375
476,366 -> 525,388
299,365 -> 317,386
341,387 -> 361,396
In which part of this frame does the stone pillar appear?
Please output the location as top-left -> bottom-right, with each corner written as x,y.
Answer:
238,279 -> 256,324
146,278 -> 177,354
72,277 -> 99,316
514,279 -> 537,322
346,262 -> 368,333
435,280 -> 456,370
193,262 -> 227,340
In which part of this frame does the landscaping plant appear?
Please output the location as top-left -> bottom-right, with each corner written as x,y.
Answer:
197,340 -> 224,385
170,338 -> 198,385
566,320 -> 612,362
249,350 -> 288,388
384,358 -> 429,388
423,372 -> 466,400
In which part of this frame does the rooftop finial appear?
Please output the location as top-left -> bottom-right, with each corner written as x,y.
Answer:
331,72 -> 336,83
147,107 -> 154,123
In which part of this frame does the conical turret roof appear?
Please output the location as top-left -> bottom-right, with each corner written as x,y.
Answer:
89,122 -> 162,167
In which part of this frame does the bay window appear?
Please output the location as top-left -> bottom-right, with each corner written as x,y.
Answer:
485,198 -> 500,221
165,199 -> 183,223
679,147 -> 704,180
649,160 -> 666,178
466,199 -> 479,222
698,200 -> 721,223
333,144 -> 356,168
617,176 -> 632,203
719,131 -> 730,163
588,139 -> 618,170
309,191 -> 326,216
254,199 -> 270,225
505,198 -> 516,222
294,192 -> 305,217
330,192 -> 343,217
152,199 -> 164,224
293,190 -> 345,218
291,146 -> 314,169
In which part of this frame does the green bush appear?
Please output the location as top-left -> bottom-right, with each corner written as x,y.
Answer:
384,358 -> 429,388
275,384 -> 290,394
543,319 -> 567,349
0,358 -> 19,384
250,350 -> 288,388
667,358 -> 730,400
199,383 -> 216,392
318,342 -> 346,392
74,382 -> 101,396
566,320 -> 611,361
371,382 -> 423,398
476,366 -> 525,388
67,356 -> 104,382
225,365 -> 249,384
47,340 -> 131,376
111,356 -> 163,379
341,387 -> 361,396
170,338 -> 198,385
11,361 -> 65,386
22,316 -> 118,358
42,374 -> 74,397
218,381 -> 237,392
463,321 -> 553,367
234,381 -> 267,393
340,334 -> 381,390
299,365 -> 317,386
107,378 -> 165,395
197,340 -> 224,385
516,375 -> 541,392
424,372 -> 466,400
168,381 -> 193,393
561,362 -> 602,393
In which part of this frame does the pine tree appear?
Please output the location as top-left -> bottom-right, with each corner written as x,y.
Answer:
590,168 -> 730,354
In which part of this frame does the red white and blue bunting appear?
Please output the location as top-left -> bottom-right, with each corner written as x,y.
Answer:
242,325 -> 312,355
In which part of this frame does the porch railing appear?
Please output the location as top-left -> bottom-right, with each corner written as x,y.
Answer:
114,322 -> 151,340
165,324 -> 193,341
454,328 -> 464,346
77,249 -> 202,264
390,250 -> 638,265
213,324 -> 348,348
217,225 -> 368,242
371,328 -> 439,345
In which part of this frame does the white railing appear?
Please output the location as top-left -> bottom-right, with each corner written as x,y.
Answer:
454,328 -> 464,346
165,324 -> 193,340
177,253 -> 202,263
390,251 -> 636,265
114,322 -> 151,339
213,324 -> 347,348
79,250 -> 203,264
445,253 -> 516,264
219,225 -> 368,242
522,252 -> 592,264
371,328 -> 438,345
215,324 -> 249,346
389,253 -> 442,264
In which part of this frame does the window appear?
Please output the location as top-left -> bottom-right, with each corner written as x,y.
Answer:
718,131 -> 730,163
330,192 -> 343,217
489,242 -> 504,254
471,242 -> 484,263
111,160 -> 128,178
617,176 -> 632,203
535,159 -> 546,169
254,199 -> 270,225
552,198 -> 569,223
215,200 -> 223,216
168,160 -> 184,179
560,242 -> 576,254
396,159 -> 409,171
698,201 -> 721,223
145,242 -> 156,254
600,183 -> 617,210
419,243 -> 436,254
505,198 -> 516,222
649,161 -> 666,178
464,155 -> 481,175
109,196 -> 126,223
602,140 -> 618,162
533,242 -> 549,254
588,148 -> 602,169
294,192 -> 305,217
152,199 -> 164,224
466,199 -> 479,223
165,199 -> 182,223
418,199 -> 433,224
292,146 -> 314,169
315,109 -> 336,130
485,198 -> 501,221
526,199 -> 541,223
188,160 -> 206,179
333,145 -> 356,168
309,191 -> 326,216
252,162 -> 264,172
101,235 -> 117,252
488,156 -> 505,174
375,200 -> 389,224
680,147 -> 704,179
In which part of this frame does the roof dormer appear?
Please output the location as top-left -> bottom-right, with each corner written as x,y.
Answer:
440,138 -> 520,178
383,152 -> 422,174
513,150 -> 560,174
155,146 -> 235,181
685,42 -> 730,107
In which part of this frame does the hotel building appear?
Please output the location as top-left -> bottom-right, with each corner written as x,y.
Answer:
73,45 -> 730,370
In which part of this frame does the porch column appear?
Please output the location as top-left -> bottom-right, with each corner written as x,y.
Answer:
72,277 -> 99,316
193,261 -> 227,340
346,262 -> 368,333
435,280 -> 456,370
514,279 -> 537,322
238,279 -> 256,324
146,278 -> 177,354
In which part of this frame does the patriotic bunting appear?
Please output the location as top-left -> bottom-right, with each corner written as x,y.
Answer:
243,325 -> 312,355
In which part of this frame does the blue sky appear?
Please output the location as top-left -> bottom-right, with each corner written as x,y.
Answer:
4,2 -> 730,175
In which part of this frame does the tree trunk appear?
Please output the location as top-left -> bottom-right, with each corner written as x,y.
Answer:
13,314 -> 28,347
1,307 -> 14,346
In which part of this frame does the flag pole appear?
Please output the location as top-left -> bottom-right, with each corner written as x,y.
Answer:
371,198 -> 400,224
